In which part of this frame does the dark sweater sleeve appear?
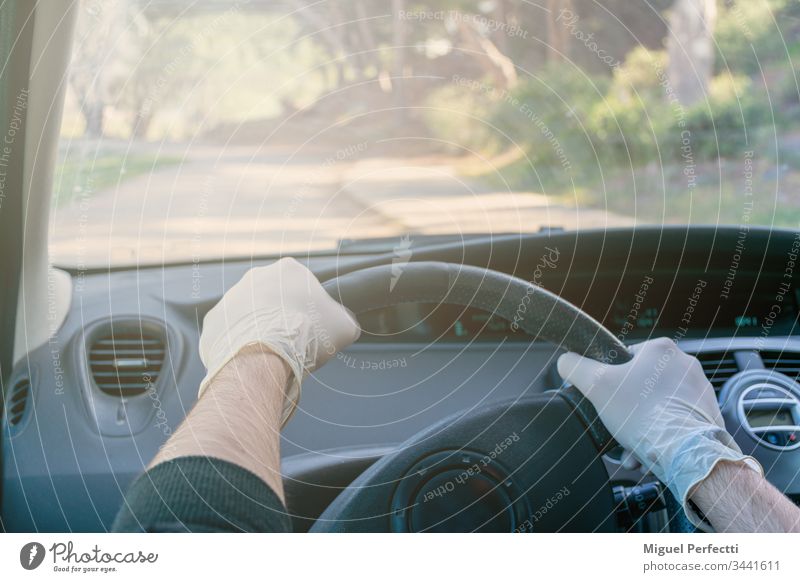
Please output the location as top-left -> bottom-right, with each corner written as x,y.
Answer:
111,456 -> 292,532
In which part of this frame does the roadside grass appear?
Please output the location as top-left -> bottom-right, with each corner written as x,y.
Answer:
53,151 -> 182,207
478,149 -> 800,229
599,159 -> 800,227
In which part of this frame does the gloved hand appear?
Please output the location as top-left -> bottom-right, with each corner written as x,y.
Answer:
557,337 -> 762,530
198,257 -> 361,426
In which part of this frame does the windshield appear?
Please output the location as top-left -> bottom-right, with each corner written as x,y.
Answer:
49,0 -> 798,268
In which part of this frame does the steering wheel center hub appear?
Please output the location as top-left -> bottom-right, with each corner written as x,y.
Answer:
390,450 -> 530,533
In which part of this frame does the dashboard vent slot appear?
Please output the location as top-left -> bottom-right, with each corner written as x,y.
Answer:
760,350 -> 800,381
6,378 -> 31,427
88,325 -> 165,397
694,351 -> 739,391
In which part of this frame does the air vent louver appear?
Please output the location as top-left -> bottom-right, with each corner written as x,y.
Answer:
695,351 -> 739,391
7,378 -> 31,427
88,325 -> 165,397
760,350 -> 800,381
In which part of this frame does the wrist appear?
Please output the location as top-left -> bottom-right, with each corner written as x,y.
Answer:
216,344 -> 291,378
688,459 -> 771,532
665,428 -> 762,530
691,459 -> 761,501
204,343 -> 290,400
159,343 -> 290,498
204,343 -> 300,427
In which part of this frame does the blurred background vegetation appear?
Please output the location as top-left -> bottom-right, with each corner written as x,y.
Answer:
58,0 -> 800,225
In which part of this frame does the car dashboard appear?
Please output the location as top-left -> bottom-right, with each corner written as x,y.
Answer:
5,226 -> 800,532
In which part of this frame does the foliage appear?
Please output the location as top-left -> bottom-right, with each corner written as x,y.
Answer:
714,0 -> 789,76
63,0 -> 800,170
586,48 -> 671,167
422,81 -> 497,153
449,42 -> 785,177
678,74 -> 774,159
490,66 -> 609,169
608,48 -> 669,104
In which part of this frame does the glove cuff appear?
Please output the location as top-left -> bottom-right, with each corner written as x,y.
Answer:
197,340 -> 303,428
665,428 -> 763,531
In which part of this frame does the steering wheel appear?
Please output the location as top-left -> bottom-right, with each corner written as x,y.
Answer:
312,261 -> 633,532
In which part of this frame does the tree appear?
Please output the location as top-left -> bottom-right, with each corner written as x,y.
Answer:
67,0 -> 138,137
667,0 -> 717,106
547,0 -> 573,63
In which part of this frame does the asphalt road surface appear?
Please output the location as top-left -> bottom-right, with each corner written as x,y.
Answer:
49,143 -> 632,268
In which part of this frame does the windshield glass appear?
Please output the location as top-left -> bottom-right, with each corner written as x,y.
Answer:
50,0 -> 798,268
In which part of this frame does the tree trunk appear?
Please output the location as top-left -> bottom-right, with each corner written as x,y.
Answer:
292,3 -> 350,88
546,0 -> 573,63
132,111 -> 152,140
82,102 -> 105,138
494,0 -> 509,55
667,0 -> 717,107
391,0 -> 407,119
458,20 -> 518,89
354,1 -> 381,78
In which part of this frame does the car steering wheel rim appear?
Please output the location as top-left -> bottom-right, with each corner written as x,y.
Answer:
313,261 -> 635,532
323,261 -> 632,448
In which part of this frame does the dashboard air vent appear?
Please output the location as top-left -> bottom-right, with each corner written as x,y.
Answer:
88,324 -> 165,397
760,350 -> 800,381
6,378 -> 31,427
694,351 -> 739,391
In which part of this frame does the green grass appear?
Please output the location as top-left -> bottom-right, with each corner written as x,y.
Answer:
53,151 -> 182,207
598,161 -> 800,228
480,148 -> 800,229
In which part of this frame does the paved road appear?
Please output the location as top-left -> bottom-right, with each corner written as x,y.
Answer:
49,144 -> 632,268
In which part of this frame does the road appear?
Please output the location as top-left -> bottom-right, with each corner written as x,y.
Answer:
49,143 -> 633,268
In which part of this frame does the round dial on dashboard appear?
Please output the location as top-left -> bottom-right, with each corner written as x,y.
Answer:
719,368 -> 800,495
720,370 -> 800,452
737,382 -> 800,451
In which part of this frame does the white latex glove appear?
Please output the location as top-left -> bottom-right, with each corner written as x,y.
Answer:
557,337 -> 762,531
618,448 -> 642,471
198,258 -> 361,426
